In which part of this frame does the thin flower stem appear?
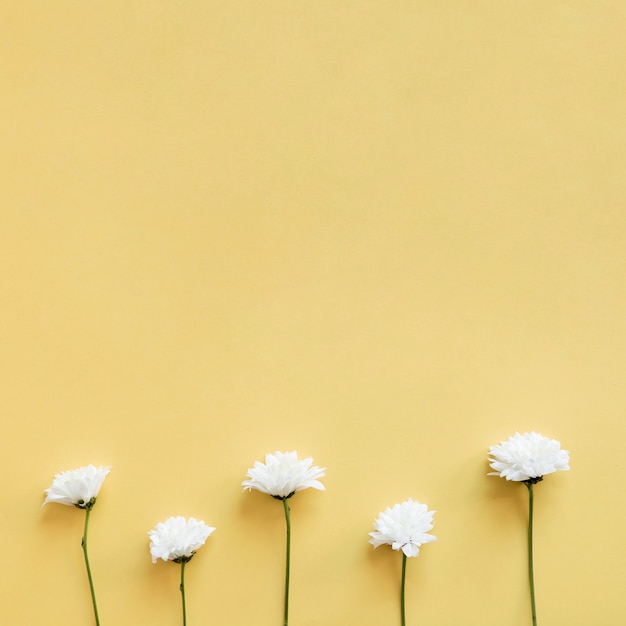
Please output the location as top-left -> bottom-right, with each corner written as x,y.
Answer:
180,561 -> 187,626
526,482 -> 537,626
400,553 -> 407,626
282,498 -> 291,626
81,507 -> 101,626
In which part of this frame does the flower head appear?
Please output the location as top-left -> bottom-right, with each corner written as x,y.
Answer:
369,498 -> 437,558
149,516 -> 215,564
242,450 -> 326,499
488,431 -> 570,482
43,465 -> 111,509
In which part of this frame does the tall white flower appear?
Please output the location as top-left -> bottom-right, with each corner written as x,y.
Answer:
243,450 -> 325,626
488,432 -> 570,626
488,431 -> 570,482
369,498 -> 437,558
149,516 -> 215,564
242,450 -> 326,499
43,465 -> 111,509
42,464 -> 111,626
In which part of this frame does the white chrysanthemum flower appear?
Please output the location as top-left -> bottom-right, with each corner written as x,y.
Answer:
488,431 -> 570,482
43,465 -> 111,509
149,516 -> 215,564
369,498 -> 437,558
242,450 -> 326,499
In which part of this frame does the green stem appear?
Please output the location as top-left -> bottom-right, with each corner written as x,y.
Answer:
526,482 -> 537,626
282,498 -> 291,626
180,560 -> 187,626
400,553 -> 407,626
81,507 -> 101,626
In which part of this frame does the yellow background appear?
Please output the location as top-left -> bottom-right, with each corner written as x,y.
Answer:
2,2 -> 625,625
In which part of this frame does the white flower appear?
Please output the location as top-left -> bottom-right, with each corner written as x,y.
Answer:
242,450 -> 326,499
149,516 -> 215,564
488,431 -> 570,482
369,498 -> 437,558
43,465 -> 111,509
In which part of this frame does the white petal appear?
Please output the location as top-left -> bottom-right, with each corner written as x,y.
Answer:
402,543 -> 419,557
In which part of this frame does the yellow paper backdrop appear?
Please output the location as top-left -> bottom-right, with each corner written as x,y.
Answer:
1,2 -> 625,625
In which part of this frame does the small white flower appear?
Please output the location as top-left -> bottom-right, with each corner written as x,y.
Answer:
488,431 -> 570,482
43,465 -> 111,509
149,516 -> 215,564
369,498 -> 437,558
242,450 -> 326,499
